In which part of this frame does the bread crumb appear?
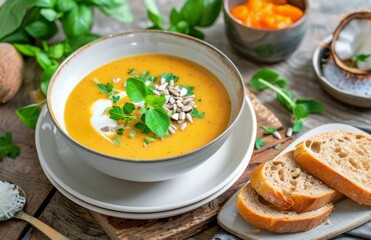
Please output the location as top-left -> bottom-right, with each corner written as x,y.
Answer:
325,219 -> 331,225
252,229 -> 261,235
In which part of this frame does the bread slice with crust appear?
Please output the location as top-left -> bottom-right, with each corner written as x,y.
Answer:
236,183 -> 333,233
250,151 -> 342,213
294,130 -> 371,205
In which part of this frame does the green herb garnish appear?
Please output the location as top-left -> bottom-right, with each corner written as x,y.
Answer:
249,69 -> 325,133
95,81 -> 124,103
161,73 -> 179,83
0,132 -> 20,160
16,100 -> 45,129
116,129 -> 124,136
260,125 -> 276,135
179,85 -> 194,96
128,68 -> 136,75
112,135 -> 121,146
145,0 -> 222,39
191,107 -> 205,118
255,138 -> 265,150
108,103 -> 137,125
351,53 -> 371,67
198,99 -> 202,102
128,129 -> 137,138
143,137 -> 155,146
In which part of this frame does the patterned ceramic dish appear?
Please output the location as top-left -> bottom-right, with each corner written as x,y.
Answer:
313,36 -> 371,108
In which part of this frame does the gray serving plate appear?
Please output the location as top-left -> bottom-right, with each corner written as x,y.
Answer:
312,36 -> 371,108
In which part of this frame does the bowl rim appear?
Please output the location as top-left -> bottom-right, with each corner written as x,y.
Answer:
223,0 -> 309,32
46,30 -> 247,163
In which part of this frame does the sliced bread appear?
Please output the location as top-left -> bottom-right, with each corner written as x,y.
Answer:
294,130 -> 371,205
236,182 -> 333,233
250,151 -> 342,213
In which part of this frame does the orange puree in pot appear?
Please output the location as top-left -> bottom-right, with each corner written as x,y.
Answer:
231,0 -> 304,30
64,55 -> 231,160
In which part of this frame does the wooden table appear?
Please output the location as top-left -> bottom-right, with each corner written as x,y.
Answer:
1,0 -> 370,239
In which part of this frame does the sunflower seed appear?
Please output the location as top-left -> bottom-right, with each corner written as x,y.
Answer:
173,104 -> 177,112
182,106 -> 193,112
123,81 -> 126,87
180,122 -> 187,131
169,89 -> 180,96
115,124 -> 124,130
158,83 -> 168,91
183,98 -> 192,104
179,112 -> 185,121
170,124 -> 177,130
273,131 -> 282,139
164,89 -> 170,95
153,90 -> 161,96
160,77 -> 166,84
286,127 -> 293,137
168,127 -> 176,135
171,113 -> 179,121
188,101 -> 195,107
163,105 -> 170,112
100,126 -> 112,132
186,113 -> 193,123
177,102 -> 184,108
170,80 -> 174,86
180,88 -> 187,97
184,95 -> 195,99
112,77 -> 121,83
169,97 -> 175,104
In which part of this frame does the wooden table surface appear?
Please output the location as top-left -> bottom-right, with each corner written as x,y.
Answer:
1,0 -> 370,239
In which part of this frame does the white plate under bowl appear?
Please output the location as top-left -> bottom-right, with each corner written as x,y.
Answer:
218,123 -> 371,240
35,97 -> 256,213
313,36 -> 371,108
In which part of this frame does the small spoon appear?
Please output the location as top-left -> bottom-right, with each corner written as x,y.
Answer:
0,180 -> 69,240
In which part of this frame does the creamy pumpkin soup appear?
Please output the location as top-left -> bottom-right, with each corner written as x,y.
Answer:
64,54 -> 231,159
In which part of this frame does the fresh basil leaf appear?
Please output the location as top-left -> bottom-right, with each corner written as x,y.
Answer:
40,8 -> 62,22
274,76 -> 287,88
35,51 -> 52,69
250,68 -> 282,90
295,99 -> 325,114
68,33 -> 100,50
260,125 -> 276,135
13,44 -> 42,57
255,137 -> 265,150
293,104 -> 308,121
40,64 -> 59,94
181,0 -> 203,27
46,43 -> 64,59
123,102 -> 135,114
176,20 -> 190,34
277,89 -> 295,111
197,0 -> 222,27
0,0 -> 29,39
293,121 -> 303,133
144,0 -> 161,15
62,40 -> 73,57
0,28 -> 31,44
55,0 -> 77,12
145,108 -> 170,137
62,4 -> 93,38
98,0 -> 133,23
82,0 -> 122,7
0,132 -> 20,160
169,8 -> 182,26
31,0 -> 57,8
147,9 -> 164,29
145,95 -> 165,109
25,19 -> 58,39
126,78 -> 149,102
189,28 -> 205,39
16,103 -> 43,129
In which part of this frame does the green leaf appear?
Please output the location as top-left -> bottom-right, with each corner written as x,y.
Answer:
181,0 -> 203,27
144,0 -> 161,15
260,125 -> 276,134
82,0 -> 122,7
55,0 -> 77,12
249,69 -> 286,90
274,144 -> 281,150
293,104 -> 308,121
40,8 -> 62,21
0,28 -> 31,44
189,28 -> 205,39
143,137 -> 155,146
169,8 -> 182,26
255,137 -> 265,150
40,64 -> 59,94
128,129 -> 137,138
0,132 -> 20,160
126,78 -> 149,102
112,135 -> 121,146
145,109 -> 170,137
13,44 -> 42,57
295,99 -> 325,114
191,107 -> 205,118
198,98 -> 202,102
116,128 -> 124,135
197,0 -> 222,27
128,68 -> 136,75
98,0 -> 133,23
161,73 -> 179,83
176,20 -> 190,34
35,51 -> 52,69
25,19 -> 58,39
179,85 -> 194,96
293,121 -> 303,133
145,95 -> 166,109
134,122 -> 151,134
97,82 -> 114,94
123,102 -> 135,114
16,102 -> 44,129
62,4 -> 93,38
0,0 -> 29,39
352,53 -> 371,67
31,0 -> 57,8
110,95 -> 120,103
108,106 -> 124,120
147,9 -> 163,29
46,43 -> 64,59
68,33 -> 100,50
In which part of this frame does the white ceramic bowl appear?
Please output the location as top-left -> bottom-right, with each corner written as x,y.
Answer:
47,30 -> 249,182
